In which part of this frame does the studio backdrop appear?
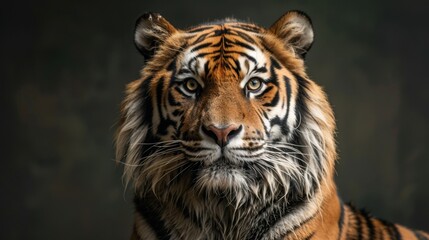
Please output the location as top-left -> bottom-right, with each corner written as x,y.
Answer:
2,0 -> 429,239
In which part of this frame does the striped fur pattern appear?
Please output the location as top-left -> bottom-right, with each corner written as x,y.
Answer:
116,11 -> 429,240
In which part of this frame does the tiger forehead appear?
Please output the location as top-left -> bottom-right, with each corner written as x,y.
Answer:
186,21 -> 263,35
180,23 -> 268,80
184,22 -> 264,52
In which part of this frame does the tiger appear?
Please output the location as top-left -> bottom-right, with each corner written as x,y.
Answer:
115,10 -> 429,240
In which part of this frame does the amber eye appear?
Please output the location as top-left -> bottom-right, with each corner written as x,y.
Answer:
183,78 -> 199,92
246,78 -> 263,92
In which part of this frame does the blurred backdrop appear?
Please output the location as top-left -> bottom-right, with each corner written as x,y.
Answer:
2,0 -> 429,239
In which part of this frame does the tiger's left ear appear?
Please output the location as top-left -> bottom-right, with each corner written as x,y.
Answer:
134,12 -> 177,60
269,11 -> 314,58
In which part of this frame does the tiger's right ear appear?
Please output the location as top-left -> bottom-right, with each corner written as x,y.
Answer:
134,12 -> 177,60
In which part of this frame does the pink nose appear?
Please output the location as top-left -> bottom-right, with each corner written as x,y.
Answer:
202,124 -> 242,147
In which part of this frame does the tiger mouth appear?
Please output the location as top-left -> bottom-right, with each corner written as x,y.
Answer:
202,156 -> 244,170
195,156 -> 250,190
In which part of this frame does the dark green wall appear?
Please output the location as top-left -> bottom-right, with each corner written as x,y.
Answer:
2,0 -> 428,239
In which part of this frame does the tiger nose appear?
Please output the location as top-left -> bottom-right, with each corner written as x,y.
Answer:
202,124 -> 243,147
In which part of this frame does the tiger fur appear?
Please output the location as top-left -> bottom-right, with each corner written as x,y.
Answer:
115,10 -> 429,240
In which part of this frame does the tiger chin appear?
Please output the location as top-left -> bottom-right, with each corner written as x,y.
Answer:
115,10 -> 429,240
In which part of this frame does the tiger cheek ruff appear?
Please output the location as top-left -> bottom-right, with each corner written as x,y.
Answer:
116,11 -> 429,240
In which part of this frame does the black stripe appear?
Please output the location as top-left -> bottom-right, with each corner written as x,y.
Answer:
261,86 -> 276,105
155,77 -> 179,135
157,118 -> 178,135
277,213 -> 317,240
214,27 -> 229,36
155,77 -> 165,120
303,232 -> 315,240
354,209 -> 363,240
168,91 -> 181,107
232,39 -> 255,50
255,108 -> 270,138
337,203 -> 345,240
231,145 -> 264,151
187,57 -> 197,71
221,50 -> 257,64
235,152 -> 264,158
230,29 -> 257,43
231,24 -> 261,33
414,231 -> 429,240
269,116 -> 288,136
362,211 -> 375,240
284,76 -> 291,126
231,59 -> 241,78
232,30 -> 257,43
289,72 -> 311,165
211,38 -> 223,48
193,51 -> 217,60
190,32 -> 210,45
378,221 -> 385,239
191,42 -> 212,52
246,198 -> 311,240
254,66 -> 267,73
270,57 -> 282,69
242,137 -> 264,141
135,197 -> 171,240
264,73 -> 279,85
177,68 -> 192,75
166,57 -> 178,72
379,219 -> 402,240
187,26 -> 213,33
172,109 -> 183,117
201,61 -> 209,79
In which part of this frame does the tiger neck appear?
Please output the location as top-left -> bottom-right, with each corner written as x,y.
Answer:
278,185 -> 343,240
134,180 -> 342,240
259,180 -> 342,240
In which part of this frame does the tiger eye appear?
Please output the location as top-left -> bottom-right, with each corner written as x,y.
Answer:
184,78 -> 199,92
246,78 -> 263,91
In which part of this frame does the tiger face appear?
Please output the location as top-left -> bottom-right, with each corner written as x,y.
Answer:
170,30 -> 298,193
117,11 -> 336,206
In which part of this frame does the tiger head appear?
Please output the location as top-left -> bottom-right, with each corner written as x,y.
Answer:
116,11 -> 337,206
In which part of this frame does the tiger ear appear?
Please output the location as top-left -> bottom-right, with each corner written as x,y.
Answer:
269,11 -> 314,58
134,12 -> 177,60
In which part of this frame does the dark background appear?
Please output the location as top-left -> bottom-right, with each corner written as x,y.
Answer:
2,0 -> 429,239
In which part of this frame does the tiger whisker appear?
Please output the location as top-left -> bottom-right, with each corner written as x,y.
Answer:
167,162 -> 194,185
